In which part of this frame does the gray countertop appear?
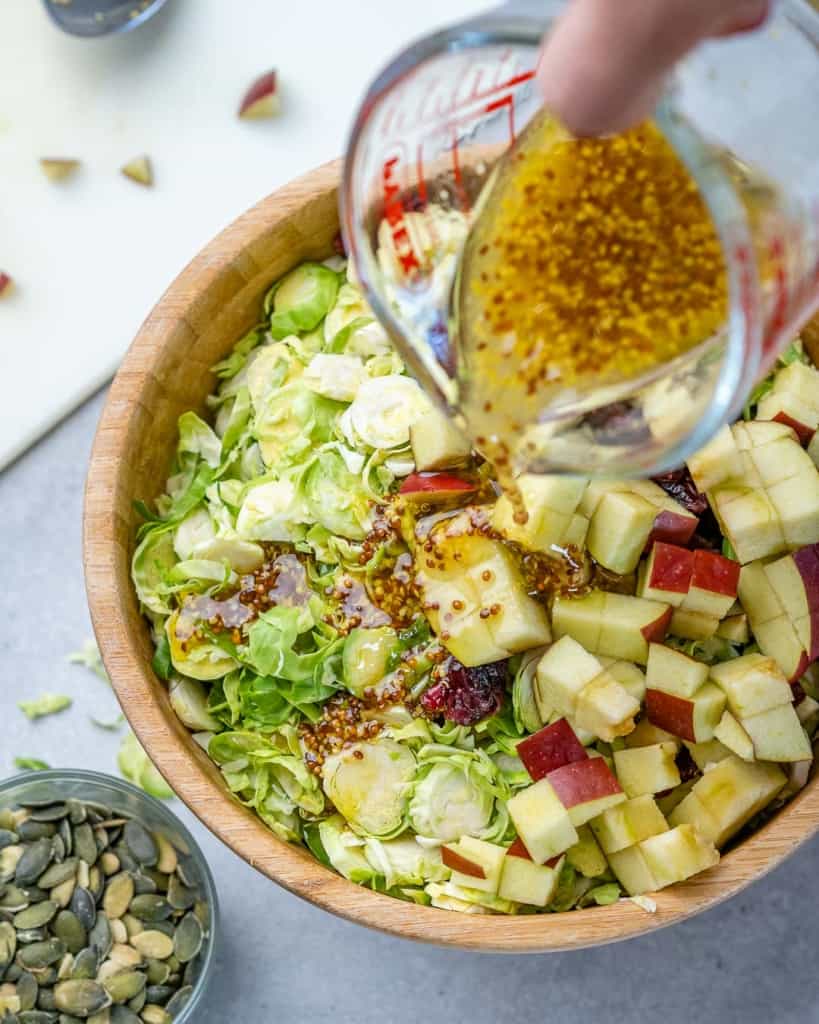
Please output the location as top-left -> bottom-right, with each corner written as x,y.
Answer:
4,394 -> 819,1024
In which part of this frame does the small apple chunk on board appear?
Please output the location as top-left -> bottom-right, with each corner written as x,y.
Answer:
492,475 -> 588,555
507,779 -> 579,864
547,757 -> 626,827
516,718 -> 588,781
644,643 -> 726,742
415,508 -> 551,667
499,845 -> 562,906
590,795 -> 669,855
442,837 -> 506,894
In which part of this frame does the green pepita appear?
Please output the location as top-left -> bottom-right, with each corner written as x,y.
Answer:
16,971 -> 38,1011
28,807 -> 68,826
98,856 -> 118,880
17,929 -> 49,945
101,877 -> 132,923
1,846 -> 25,884
0,885 -> 29,913
163,985 -> 191,1018
17,823 -> 57,844
166,873 -> 194,910
67,890 -> 95,934
130,932 -> 173,962
50,838 -> 66,866
140,1007 -> 171,1024
70,828 -> 97,870
18,1011 -> 58,1024
15,841 -> 54,888
108,945 -> 141,970
17,939 -> 66,971
126,898 -> 170,925
87,915 -> 112,960
108,921 -> 127,947
37,985 -> 57,1011
37,860 -> 78,892
126,989 -> 146,1014
0,920 -> 17,970
152,839 -> 176,879
58,821 -> 72,860
110,1007 -> 141,1024
86,1012 -> 111,1024
121,825 -> 156,871
52,913 -> 86,957
0,830 -> 20,850
143,985 -> 174,1007
13,904 -> 58,932
144,961 -> 169,987
54,980 -> 111,1018
101,972 -> 145,1005
171,915 -> 201,966
49,879 -> 76,911
69,948 -> 98,981
130,875 -> 156,898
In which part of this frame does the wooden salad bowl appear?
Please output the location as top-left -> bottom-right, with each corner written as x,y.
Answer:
84,160 -> 819,953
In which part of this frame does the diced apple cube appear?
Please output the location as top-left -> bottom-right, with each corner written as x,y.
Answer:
552,591 -> 606,651
587,490 -> 657,575
535,636 -> 603,718
410,407 -> 471,471
516,719 -> 588,782
498,854 -> 560,907
492,475 -> 587,554
507,780 -> 579,864
613,743 -> 681,798
713,710 -> 755,761
607,845 -> 658,896
597,593 -> 672,665
750,436 -> 815,487
646,643 -> 709,698
624,719 -> 681,750
687,424 -> 743,492
421,576 -> 507,667
638,824 -> 719,889
655,779 -> 697,817
757,391 -> 819,445
470,549 -> 553,654
681,550 -> 740,618
716,613 -> 751,644
752,616 -> 810,681
710,652 -> 792,718
767,471 -> 819,548
591,795 -> 669,854
578,481 -> 624,519
564,513 -> 590,549
684,738 -> 732,771
565,825 -> 608,878
605,660 -> 647,704
773,361 -> 819,409
738,560 -> 785,625
575,671 -> 640,742
670,756 -> 786,846
548,757 -> 626,826
443,836 -> 507,894
808,431 -> 819,468
669,607 -> 720,641
734,420 -> 798,450
645,683 -> 726,743
739,703 -> 812,762
711,486 -> 786,564
638,542 -> 694,608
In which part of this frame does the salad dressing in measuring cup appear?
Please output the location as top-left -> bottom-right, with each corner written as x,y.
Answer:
342,0 -> 819,493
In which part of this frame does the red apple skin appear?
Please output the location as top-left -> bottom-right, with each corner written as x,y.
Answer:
545,854 -> 563,868
648,510 -> 699,548
691,550 -> 740,597
0,272 -> 12,298
517,719 -> 588,782
238,71 -> 280,119
547,757 -> 622,809
399,473 -> 476,502
507,837 -> 533,861
642,606 -> 674,643
648,543 -> 694,594
645,688 -> 695,742
772,411 -> 815,446
441,845 -> 487,879
794,546 -> 819,611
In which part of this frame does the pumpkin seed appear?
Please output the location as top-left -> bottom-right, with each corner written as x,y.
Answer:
110,1008 -> 141,1024
59,1016 -> 84,1024
83,805 -> 111,825
151,840 -> 175,880
65,803 -> 84,829
15,842 -> 54,888
163,956 -> 180,976
17,971 -> 38,1011
56,955 -> 74,982
87,871 -> 103,905
19,1012 -> 58,1024
17,929 -> 49,945
71,828 -> 96,871
13,904 -> 58,932
74,864 -> 89,893
143,985 -> 175,1007
50,838 -> 66,867
29,968 -> 57,987
57,822 -> 72,861
69,948 -> 97,981
54,980 -> 111,1017
130,876 -> 156,898
29,807 -> 68,826
87,916 -> 112,960
18,940 -> 66,971
0,831 -> 19,853
93,831 -> 109,857
171,916 -> 200,967
130,933 -> 172,963
101,878 -> 132,923
121,826 -> 156,872
17,823 -> 56,844
37,986 -> 57,1011
49,880 -> 76,911
67,890 -> 95,935
0,996 -> 21,1017
140,1009 -> 170,1024
95,961 -> 125,987
1,847 -> 25,883
101,972 -> 144,1005
86,1013 -> 110,1024
107,921 -> 126,947
127,989 -> 146,1014
108,946 -> 141,970
98,857 -> 118,881
163,985 -> 191,1018
52,913 -> 86,957
143,961 -> 169,988
38,860 -> 78,892
1,885 -> 30,912
0,920 -> 17,971
192,901 -> 208,931
125,899 -> 169,925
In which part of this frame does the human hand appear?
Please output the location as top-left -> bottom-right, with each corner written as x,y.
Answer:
537,0 -> 771,135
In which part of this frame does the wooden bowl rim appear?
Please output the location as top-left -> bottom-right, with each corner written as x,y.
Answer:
84,159 -> 818,953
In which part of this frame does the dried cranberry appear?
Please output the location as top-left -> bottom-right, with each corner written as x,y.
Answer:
675,745 -> 699,784
421,658 -> 507,726
652,467 -> 709,517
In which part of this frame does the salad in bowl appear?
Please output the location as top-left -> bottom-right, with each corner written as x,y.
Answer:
132,253 -> 819,916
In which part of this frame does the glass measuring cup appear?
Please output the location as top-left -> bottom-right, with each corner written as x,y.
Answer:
341,0 -> 819,478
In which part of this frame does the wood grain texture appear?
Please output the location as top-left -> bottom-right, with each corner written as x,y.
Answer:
84,161 -> 819,952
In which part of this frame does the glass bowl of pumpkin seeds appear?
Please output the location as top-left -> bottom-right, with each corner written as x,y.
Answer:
0,770 -> 218,1023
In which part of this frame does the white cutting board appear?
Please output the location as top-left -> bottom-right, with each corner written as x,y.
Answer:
0,0 -> 479,470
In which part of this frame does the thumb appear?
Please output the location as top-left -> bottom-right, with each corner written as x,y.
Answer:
536,0 -> 771,136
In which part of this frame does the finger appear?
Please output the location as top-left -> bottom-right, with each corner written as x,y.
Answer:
536,0 -> 771,136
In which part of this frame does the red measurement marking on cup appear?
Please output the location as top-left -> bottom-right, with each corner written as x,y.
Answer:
382,144 -> 421,276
